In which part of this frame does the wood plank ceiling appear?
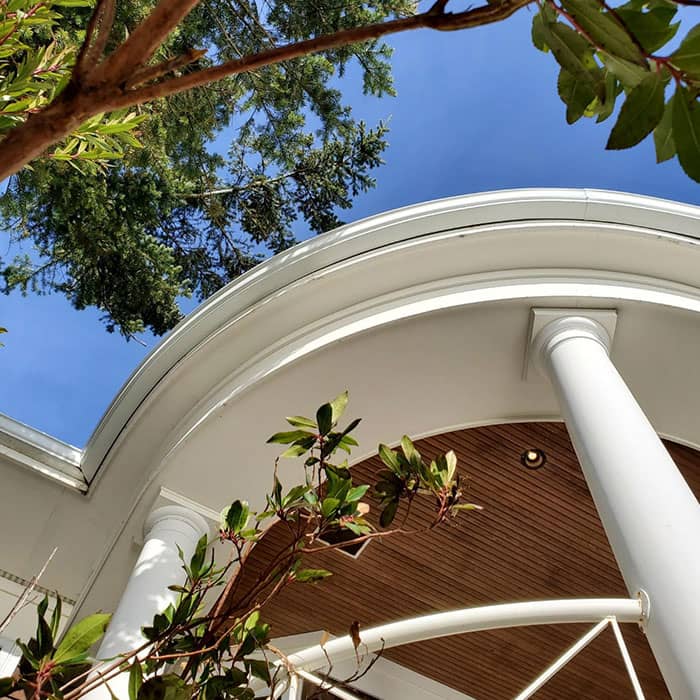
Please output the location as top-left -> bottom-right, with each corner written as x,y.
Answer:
241,422 -> 700,699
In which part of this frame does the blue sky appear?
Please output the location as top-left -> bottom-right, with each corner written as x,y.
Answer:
2,7 -> 700,446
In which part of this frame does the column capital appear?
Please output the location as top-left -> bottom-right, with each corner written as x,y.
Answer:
144,504 -> 210,542
529,311 -> 615,375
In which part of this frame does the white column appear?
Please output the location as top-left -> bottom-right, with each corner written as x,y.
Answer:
532,315 -> 700,699
93,505 -> 209,698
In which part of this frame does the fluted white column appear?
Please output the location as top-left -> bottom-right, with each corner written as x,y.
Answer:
532,315 -> 700,699
93,505 -> 209,699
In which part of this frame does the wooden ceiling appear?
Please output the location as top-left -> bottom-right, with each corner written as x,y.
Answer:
241,422 -> 700,699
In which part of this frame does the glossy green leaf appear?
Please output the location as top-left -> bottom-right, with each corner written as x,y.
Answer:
295,568 -> 333,583
316,402 -> 333,436
280,444 -> 308,458
53,613 -> 111,663
561,0 -> 646,65
347,485 -> 369,502
654,98 -> 675,163
285,415 -> 317,429
672,87 -> 700,182
0,678 -> 15,696
266,429 -> 313,445
137,675 -> 191,700
379,499 -> 399,528
221,500 -> 250,534
50,594 -> 62,638
606,72 -> 664,149
129,662 -> 144,700
378,443 -> 401,473
329,390 -> 349,424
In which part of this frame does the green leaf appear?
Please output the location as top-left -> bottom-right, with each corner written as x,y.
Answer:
129,662 -> 144,700
616,8 -> 679,54
560,0 -> 646,65
670,23 -> 700,76
400,435 -> 422,470
347,485 -> 369,502
606,72 -> 664,149
539,20 -> 603,97
0,678 -> 15,696
558,68 -> 597,124
50,594 -> 62,638
285,415 -> 317,429
603,54 -> 649,88
378,443 -> 401,473
654,98 -> 675,163
672,87 -> 700,182
137,675 -> 191,700
444,451 -> 458,482
53,613 -> 111,663
316,402 -> 333,436
280,444 -> 308,458
245,658 -> 271,683
321,497 -> 340,518
379,499 -> 399,528
221,500 -> 250,534
267,429 -> 313,444
329,390 -> 349,424
295,568 -> 333,583
452,503 -> 484,511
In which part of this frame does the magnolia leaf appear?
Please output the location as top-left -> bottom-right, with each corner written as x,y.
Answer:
221,500 -> 249,534
654,99 -> 675,163
316,402 -> 333,436
672,87 -> 700,182
295,568 -> 333,583
379,499 -> 399,528
378,443 -> 401,472
606,72 -> 664,149
285,415 -> 317,429
128,662 -> 144,700
266,429 -> 312,444
53,613 -> 111,663
560,0 -> 646,65
452,503 -> 484,511
137,675 -> 190,700
347,485 -> 369,502
329,390 -> 349,424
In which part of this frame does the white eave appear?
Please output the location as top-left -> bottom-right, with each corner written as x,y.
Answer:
0,413 -> 86,491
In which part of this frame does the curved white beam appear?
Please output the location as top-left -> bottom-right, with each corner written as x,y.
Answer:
283,598 -> 643,671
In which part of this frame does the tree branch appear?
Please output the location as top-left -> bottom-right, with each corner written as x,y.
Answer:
0,0 -> 534,182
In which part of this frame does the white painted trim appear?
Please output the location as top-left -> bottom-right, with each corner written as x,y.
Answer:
79,189 -> 700,484
0,413 -> 85,490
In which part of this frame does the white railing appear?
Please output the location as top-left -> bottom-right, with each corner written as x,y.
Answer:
278,597 -> 647,699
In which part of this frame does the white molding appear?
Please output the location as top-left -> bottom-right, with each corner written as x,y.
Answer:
80,190 -> 700,484
0,413 -> 85,490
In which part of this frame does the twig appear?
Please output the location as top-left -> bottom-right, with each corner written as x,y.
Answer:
0,547 -> 57,636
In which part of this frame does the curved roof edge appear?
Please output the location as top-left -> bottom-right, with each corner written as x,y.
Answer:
80,188 -> 700,484
7,188 -> 699,489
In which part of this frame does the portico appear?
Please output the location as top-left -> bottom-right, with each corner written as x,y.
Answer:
1,190 -> 700,698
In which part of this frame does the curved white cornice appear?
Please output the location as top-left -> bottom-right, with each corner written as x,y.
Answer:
77,188 -> 700,485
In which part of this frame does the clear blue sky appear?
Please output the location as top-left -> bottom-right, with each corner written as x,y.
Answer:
3,8 -> 700,446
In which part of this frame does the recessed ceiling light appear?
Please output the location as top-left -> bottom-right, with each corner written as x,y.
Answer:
520,448 -> 547,470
